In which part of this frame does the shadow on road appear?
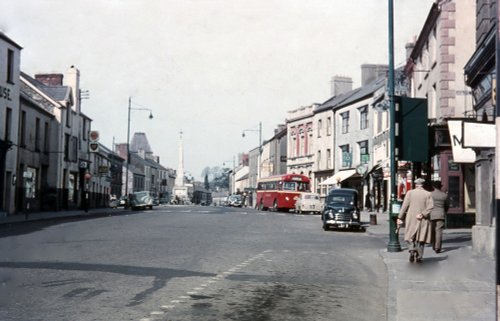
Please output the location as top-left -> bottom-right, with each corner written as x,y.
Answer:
0,210 -> 145,238
0,260 -> 216,306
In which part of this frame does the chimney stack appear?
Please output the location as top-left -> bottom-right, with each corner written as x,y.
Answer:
64,65 -> 80,113
35,73 -> 64,86
361,64 -> 389,86
330,76 -> 353,96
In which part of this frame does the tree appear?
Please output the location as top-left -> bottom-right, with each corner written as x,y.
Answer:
204,173 -> 210,190
200,166 -> 230,190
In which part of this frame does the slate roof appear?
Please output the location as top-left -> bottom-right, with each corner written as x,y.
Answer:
20,78 -> 56,115
335,77 -> 386,108
20,71 -> 72,103
315,77 -> 386,113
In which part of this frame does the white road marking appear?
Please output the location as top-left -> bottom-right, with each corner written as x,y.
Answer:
150,311 -> 164,315
141,249 -> 273,321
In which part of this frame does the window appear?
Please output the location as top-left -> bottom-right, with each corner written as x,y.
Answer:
7,49 -> 14,84
20,111 -> 26,146
35,118 -> 40,151
448,176 -> 460,208
64,134 -> 70,161
317,150 -> 322,170
24,167 -> 37,198
65,105 -> 72,128
44,122 -> 49,153
317,119 -> 322,137
4,107 -> 12,141
299,129 -> 305,156
376,110 -> 383,133
307,131 -> 313,155
359,140 -> 369,164
359,106 -> 368,130
327,117 -> 332,135
70,136 -> 78,162
341,111 -> 350,134
430,27 -> 437,67
82,119 -> 88,141
290,134 -> 297,158
340,144 -> 351,168
283,182 -> 296,191
326,148 -> 331,169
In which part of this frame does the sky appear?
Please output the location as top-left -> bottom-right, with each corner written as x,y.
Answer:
2,0 -> 434,180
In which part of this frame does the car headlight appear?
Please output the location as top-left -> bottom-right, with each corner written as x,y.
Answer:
352,211 -> 359,220
327,210 -> 334,219
285,197 -> 290,201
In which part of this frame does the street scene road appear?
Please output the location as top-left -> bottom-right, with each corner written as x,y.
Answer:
0,205 -> 387,321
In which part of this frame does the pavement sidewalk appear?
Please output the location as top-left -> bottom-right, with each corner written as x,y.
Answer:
363,210 -> 495,321
0,207 -> 117,225
0,208 -> 496,321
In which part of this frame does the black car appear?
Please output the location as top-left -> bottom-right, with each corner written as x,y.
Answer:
321,188 -> 363,231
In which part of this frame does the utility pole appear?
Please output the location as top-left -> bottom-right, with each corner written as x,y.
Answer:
495,0 -> 500,317
387,0 -> 402,252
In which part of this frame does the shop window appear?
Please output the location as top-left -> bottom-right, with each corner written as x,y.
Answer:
448,176 -> 460,208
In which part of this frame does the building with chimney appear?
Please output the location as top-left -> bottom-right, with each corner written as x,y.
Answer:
405,0 -> 476,227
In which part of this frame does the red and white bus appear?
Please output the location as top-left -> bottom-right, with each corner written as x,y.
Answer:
256,174 -> 310,211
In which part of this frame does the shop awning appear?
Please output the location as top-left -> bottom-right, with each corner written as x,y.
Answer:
319,169 -> 356,185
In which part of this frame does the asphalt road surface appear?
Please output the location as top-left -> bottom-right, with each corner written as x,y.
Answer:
0,205 -> 388,321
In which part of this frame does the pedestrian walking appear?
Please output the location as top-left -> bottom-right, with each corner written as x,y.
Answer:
365,192 -> 373,212
430,180 -> 449,253
396,178 -> 434,263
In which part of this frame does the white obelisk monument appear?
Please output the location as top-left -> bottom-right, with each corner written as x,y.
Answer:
173,130 -> 188,204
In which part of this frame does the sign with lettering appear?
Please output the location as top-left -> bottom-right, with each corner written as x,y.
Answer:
447,120 -> 475,163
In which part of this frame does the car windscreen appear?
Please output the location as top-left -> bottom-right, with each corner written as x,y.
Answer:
133,192 -> 149,202
326,194 -> 355,206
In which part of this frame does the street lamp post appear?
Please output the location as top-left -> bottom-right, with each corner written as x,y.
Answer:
125,97 -> 153,198
387,0 -> 402,252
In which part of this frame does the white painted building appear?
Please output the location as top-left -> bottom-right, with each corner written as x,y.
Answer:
0,33 -> 21,215
286,104 -> 317,182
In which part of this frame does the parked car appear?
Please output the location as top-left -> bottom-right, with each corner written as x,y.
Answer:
118,196 -> 128,208
321,188 -> 363,231
294,192 -> 323,214
129,191 -> 154,210
109,198 -> 119,208
227,194 -> 243,207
